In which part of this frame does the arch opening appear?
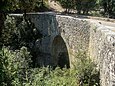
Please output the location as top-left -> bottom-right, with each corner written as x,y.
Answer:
51,35 -> 70,68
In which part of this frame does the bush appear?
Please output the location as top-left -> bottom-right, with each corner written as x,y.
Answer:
30,67 -> 77,86
0,47 -> 99,86
0,47 -> 77,86
73,51 -> 100,86
1,16 -> 17,47
1,15 -> 42,49
0,46 -> 32,86
1,15 -> 43,67
24,51 -> 100,86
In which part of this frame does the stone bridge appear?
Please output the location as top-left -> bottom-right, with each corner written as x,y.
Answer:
26,13 -> 90,67
11,12 -> 115,86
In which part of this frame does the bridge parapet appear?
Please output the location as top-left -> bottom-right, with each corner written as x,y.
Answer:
89,23 -> 115,86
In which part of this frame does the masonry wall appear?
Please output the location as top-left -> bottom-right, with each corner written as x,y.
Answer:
56,15 -> 115,86
27,13 -> 59,54
89,23 -> 115,86
26,13 -> 91,67
56,15 -> 90,66
26,13 -> 60,66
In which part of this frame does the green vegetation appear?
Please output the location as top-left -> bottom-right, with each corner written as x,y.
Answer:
0,46 -> 32,86
0,0 -> 48,38
57,0 -> 98,14
100,0 -> 115,18
57,0 -> 115,18
1,15 -> 42,48
0,0 -> 114,18
0,46 -> 99,86
73,51 -> 99,86
0,15 -> 42,67
0,0 -> 48,12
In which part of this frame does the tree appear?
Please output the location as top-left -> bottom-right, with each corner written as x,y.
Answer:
100,0 -> 115,18
57,0 -> 98,14
0,0 -> 18,47
18,0 -> 37,13
0,0 -> 40,47
57,0 -> 75,13
0,0 -> 18,12
75,0 -> 82,14
75,0 -> 98,14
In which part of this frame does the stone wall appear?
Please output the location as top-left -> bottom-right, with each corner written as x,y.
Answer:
89,22 -> 115,86
26,13 -> 59,67
56,15 -> 115,86
27,13 -> 91,67
27,13 -> 58,54
56,15 -> 90,67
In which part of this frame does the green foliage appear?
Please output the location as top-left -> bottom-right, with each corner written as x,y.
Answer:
0,0 -> 18,11
30,67 -> 77,86
17,0 -> 38,12
73,51 -> 100,86
0,47 -> 99,86
1,15 -> 42,49
0,46 -> 76,86
57,0 -> 75,12
0,46 -> 32,86
57,0 -> 99,14
34,0 -> 50,12
100,0 -> 115,18
57,0 -> 115,17
0,0 -> 49,13
1,16 -> 17,46
76,0 -> 98,14
1,15 -> 42,67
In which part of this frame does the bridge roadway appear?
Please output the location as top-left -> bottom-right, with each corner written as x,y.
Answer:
57,14 -> 115,31
74,15 -> 115,28
84,18 -> 115,28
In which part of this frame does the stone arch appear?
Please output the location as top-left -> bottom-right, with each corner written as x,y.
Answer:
51,35 -> 70,68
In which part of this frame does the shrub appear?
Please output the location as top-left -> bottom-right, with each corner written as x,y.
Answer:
73,51 -> 100,86
0,47 -> 99,86
23,66 -> 77,86
0,46 -> 32,86
1,15 -> 42,49
1,15 -> 42,67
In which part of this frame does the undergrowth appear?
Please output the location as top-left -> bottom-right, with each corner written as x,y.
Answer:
0,47 -> 100,86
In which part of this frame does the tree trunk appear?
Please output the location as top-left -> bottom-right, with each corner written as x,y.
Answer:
42,0 -> 44,7
0,13 -> 5,36
0,13 -> 5,47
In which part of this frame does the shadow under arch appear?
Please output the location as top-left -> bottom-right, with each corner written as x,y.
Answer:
51,35 -> 70,68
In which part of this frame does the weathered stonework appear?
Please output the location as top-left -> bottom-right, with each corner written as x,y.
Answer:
10,12 -> 115,86
26,13 -> 90,67
89,23 -> 115,86
56,15 -> 90,67
27,13 -> 115,86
